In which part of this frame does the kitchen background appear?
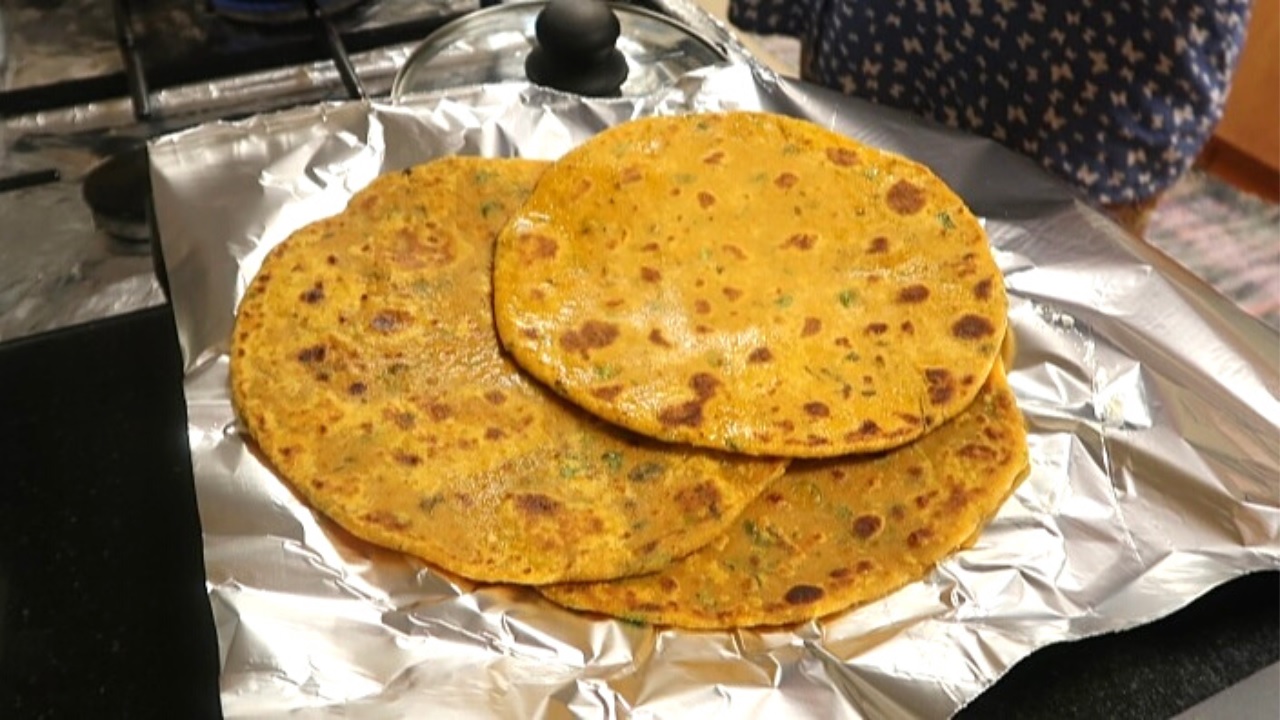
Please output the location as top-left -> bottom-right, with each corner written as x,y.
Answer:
0,0 -> 1275,342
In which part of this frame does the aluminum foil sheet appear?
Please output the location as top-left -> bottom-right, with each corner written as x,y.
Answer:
151,64 -> 1280,718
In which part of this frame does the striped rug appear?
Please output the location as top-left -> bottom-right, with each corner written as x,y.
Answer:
1147,171 -> 1280,330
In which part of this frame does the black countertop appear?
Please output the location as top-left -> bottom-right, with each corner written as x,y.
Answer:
0,305 -> 1275,719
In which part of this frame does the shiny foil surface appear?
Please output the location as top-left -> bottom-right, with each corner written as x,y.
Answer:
151,64 -> 1279,718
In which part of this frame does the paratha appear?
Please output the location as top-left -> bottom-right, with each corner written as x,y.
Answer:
493,112 -> 1007,458
540,363 -> 1028,628
230,157 -> 787,584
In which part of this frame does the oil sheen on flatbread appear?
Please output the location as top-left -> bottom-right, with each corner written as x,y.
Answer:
493,112 -> 1008,458
230,157 -> 787,585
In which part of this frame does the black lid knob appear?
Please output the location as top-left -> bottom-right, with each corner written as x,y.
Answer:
525,0 -> 629,97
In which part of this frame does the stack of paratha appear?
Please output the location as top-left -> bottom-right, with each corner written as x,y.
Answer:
231,112 -> 1028,629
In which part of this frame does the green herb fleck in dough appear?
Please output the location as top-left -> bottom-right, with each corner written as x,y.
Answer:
602,450 -> 624,471
805,482 -> 824,503
843,351 -> 862,362
775,295 -> 794,308
863,167 -> 880,180
480,200 -> 503,218
838,290 -> 858,308
594,363 -> 620,379
937,211 -> 957,230
743,519 -> 775,547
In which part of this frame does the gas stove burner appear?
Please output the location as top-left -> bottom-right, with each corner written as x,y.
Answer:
210,0 -> 370,25
82,147 -> 152,244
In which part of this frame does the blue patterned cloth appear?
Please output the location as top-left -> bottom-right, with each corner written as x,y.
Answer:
728,0 -> 1252,205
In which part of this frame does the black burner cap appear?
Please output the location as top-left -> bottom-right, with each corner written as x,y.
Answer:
82,147 -> 151,243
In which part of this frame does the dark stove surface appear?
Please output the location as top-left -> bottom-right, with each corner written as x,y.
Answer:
129,0 -> 473,92
0,0 -> 478,118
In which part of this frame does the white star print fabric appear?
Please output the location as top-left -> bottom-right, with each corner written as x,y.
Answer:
727,0 -> 1252,204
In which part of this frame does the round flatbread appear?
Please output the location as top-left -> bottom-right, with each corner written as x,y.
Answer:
493,112 -> 1008,458
230,157 -> 787,585
540,363 -> 1028,628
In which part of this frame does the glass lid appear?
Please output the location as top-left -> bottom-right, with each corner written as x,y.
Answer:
392,1 -> 728,99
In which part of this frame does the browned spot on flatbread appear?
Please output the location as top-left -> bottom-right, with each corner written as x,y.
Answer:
782,233 -> 816,250
958,443 -> 999,461
784,584 -> 825,605
845,420 -> 881,441
907,528 -> 935,548
628,462 -> 664,482
887,180 -> 926,215
659,401 -> 704,428
914,490 -> 938,509
952,314 -> 997,339
748,347 -> 774,363
804,402 -> 830,418
657,373 -> 720,428
620,166 -> 642,183
974,278 -> 994,300
591,385 -> 624,401
425,402 -> 452,422
897,284 -> 930,303
384,409 -> 416,429
300,283 -> 325,304
702,151 -> 724,165
801,317 -> 822,337
925,368 -> 955,405
364,511 -> 410,531
723,287 -> 743,301
675,482 -> 722,518
297,345 -> 326,363
641,242 -> 660,252
527,233 -> 558,260
659,576 -> 679,592
640,266 -> 662,283
690,372 -> 720,399
393,451 -> 422,467
648,328 -> 673,347
853,514 -> 883,539
826,147 -> 858,166
774,172 -> 798,188
901,321 -> 915,334
484,390 -> 507,405
347,382 -> 367,396
868,236 -> 889,254
560,320 -> 620,358
721,244 -> 747,260
516,493 -> 562,516
394,228 -> 454,267
484,427 -> 506,441
371,310 -> 410,333
697,191 -> 716,208
865,322 -> 889,336
694,299 -> 711,314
